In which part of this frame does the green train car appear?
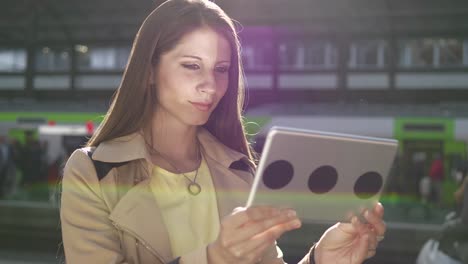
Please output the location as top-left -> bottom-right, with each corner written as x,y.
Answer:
1,111 -> 467,207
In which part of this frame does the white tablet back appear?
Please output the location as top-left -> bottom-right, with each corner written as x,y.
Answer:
246,126 -> 398,223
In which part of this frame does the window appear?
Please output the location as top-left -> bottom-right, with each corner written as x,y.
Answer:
438,39 -> 463,67
349,40 -> 387,69
241,41 -> 273,71
0,49 -> 26,72
278,42 -> 299,69
279,40 -> 337,70
35,47 -> 71,71
76,45 -> 131,71
399,38 -> 467,68
399,39 -> 435,67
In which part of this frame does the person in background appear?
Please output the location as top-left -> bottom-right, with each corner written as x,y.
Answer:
453,158 -> 467,205
436,162 -> 468,263
0,134 -> 17,199
60,1 -> 386,263
429,153 -> 444,206
17,131 -> 44,197
454,167 -> 468,217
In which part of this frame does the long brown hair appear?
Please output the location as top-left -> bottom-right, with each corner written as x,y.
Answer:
86,0 -> 254,161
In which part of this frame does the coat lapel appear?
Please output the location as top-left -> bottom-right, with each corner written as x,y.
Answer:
108,179 -> 173,263
197,128 -> 255,219
203,153 -> 253,219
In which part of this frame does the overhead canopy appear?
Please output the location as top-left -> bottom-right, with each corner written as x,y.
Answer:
2,0 -> 468,43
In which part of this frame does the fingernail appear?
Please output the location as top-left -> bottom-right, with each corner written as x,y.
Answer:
292,219 -> 301,228
364,210 -> 370,218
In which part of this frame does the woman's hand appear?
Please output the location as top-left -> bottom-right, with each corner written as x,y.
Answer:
208,206 -> 301,264
314,203 -> 386,264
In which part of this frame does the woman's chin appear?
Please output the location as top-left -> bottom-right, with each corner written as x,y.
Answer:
189,117 -> 210,126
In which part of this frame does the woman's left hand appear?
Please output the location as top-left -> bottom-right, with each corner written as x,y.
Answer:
313,202 -> 386,264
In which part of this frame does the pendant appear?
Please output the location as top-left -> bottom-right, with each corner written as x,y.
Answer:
187,182 -> 201,195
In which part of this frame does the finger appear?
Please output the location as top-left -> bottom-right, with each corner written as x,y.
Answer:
351,206 -> 368,224
226,209 -> 299,246
332,216 -> 363,237
366,248 -> 377,259
244,206 -> 284,222
356,233 -> 371,262
367,232 -> 378,251
373,202 -> 385,218
351,215 -> 367,234
224,206 -> 281,229
363,210 -> 386,236
366,231 -> 378,259
230,218 -> 301,258
232,236 -> 274,263
240,239 -> 272,264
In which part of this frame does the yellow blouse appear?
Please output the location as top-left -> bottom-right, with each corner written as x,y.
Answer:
149,156 -> 220,257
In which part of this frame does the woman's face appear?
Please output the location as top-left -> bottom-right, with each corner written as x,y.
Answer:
153,26 -> 232,127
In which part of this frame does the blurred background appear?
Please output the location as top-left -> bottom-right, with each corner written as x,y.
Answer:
1,0 -> 468,263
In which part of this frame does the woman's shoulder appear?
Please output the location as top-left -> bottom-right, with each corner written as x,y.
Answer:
66,146 -> 134,182
90,133 -> 146,164
60,148 -> 105,200
64,147 -> 97,178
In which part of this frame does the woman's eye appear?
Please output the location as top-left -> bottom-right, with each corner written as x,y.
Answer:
182,64 -> 200,70
215,66 -> 229,73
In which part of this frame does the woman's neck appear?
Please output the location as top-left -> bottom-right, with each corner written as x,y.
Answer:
146,115 -> 201,171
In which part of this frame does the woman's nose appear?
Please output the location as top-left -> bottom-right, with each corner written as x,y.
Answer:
200,72 -> 216,94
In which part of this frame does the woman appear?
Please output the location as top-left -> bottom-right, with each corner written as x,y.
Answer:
60,0 -> 386,263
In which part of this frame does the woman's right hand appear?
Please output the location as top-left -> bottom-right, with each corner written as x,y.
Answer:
207,206 -> 301,264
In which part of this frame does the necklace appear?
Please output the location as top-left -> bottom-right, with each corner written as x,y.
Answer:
146,141 -> 202,196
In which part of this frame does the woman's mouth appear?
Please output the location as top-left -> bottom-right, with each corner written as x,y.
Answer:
190,102 -> 213,112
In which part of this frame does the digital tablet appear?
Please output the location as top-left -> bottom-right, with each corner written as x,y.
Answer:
246,126 -> 398,223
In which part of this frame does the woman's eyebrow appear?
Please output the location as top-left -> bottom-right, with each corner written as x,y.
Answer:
181,55 -> 230,64
181,55 -> 202,61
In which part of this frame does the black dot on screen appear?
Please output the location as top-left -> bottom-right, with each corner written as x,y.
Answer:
308,165 -> 338,194
354,171 -> 383,199
262,160 -> 294,189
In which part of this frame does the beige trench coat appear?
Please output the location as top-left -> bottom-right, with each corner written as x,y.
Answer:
61,128 -> 313,264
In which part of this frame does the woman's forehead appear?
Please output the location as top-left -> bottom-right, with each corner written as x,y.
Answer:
169,26 -> 232,63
